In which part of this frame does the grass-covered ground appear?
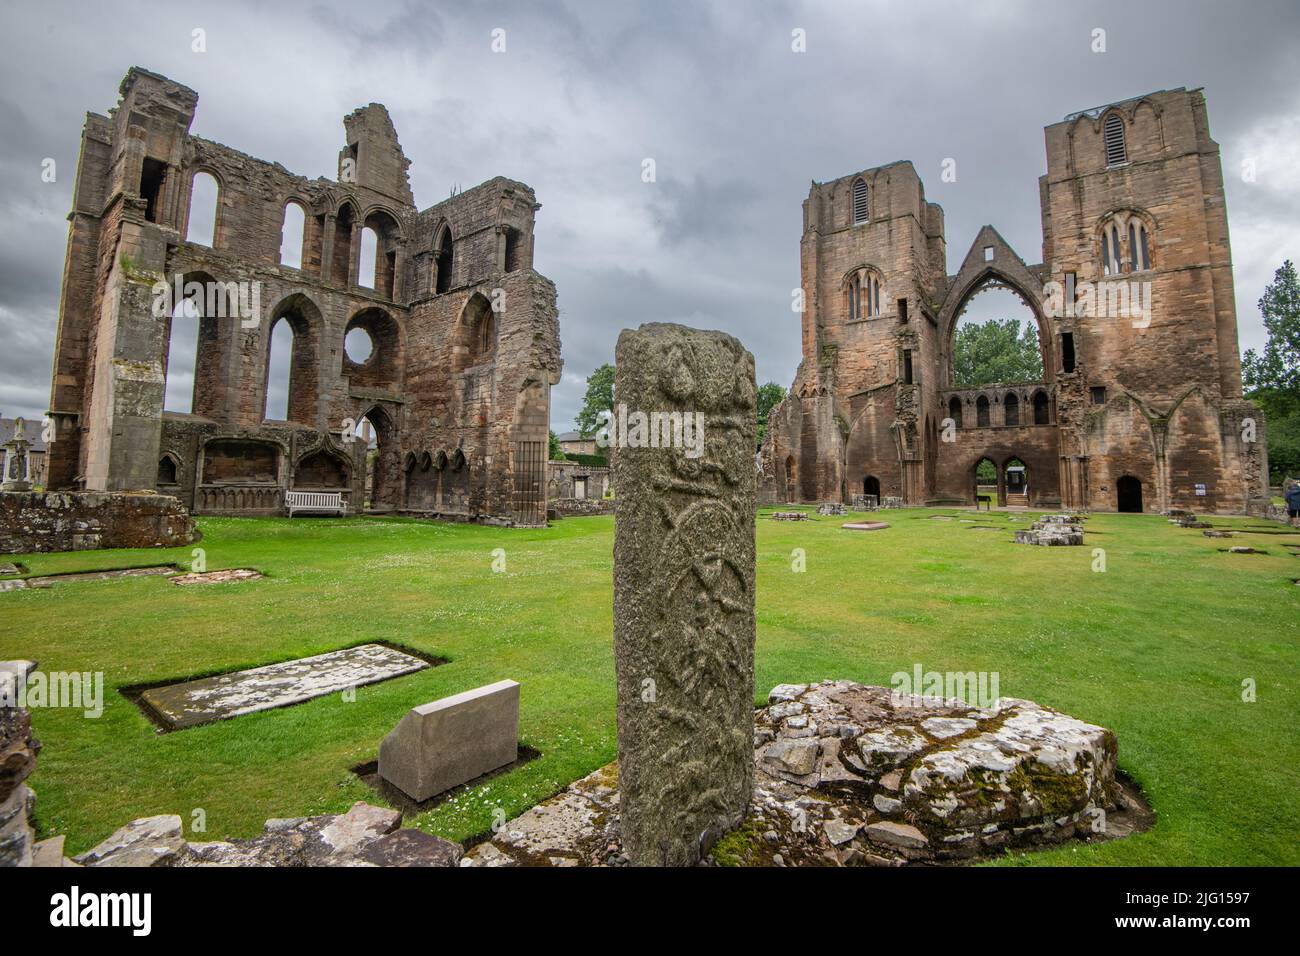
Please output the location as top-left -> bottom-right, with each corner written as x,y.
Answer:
4,507 -> 1298,865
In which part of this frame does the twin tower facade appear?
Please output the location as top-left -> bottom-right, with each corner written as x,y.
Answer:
761,87 -> 1268,514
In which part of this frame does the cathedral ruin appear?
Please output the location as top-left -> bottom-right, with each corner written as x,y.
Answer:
761,87 -> 1268,515
44,67 -> 561,525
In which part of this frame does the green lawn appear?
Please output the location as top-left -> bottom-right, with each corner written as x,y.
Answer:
4,507 -> 1298,865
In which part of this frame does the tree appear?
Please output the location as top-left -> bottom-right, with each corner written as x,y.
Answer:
1243,261 -> 1300,485
756,381 -> 786,449
548,429 -> 562,460
575,363 -> 615,437
952,319 -> 1042,388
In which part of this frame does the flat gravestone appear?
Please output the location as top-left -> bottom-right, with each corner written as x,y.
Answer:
613,322 -> 757,866
378,679 -> 520,801
141,643 -> 428,730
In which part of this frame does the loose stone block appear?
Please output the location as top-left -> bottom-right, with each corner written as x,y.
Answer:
613,322 -> 757,866
378,679 -> 520,802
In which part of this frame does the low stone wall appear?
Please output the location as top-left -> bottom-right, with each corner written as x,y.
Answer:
552,497 -> 614,517
0,491 -> 198,555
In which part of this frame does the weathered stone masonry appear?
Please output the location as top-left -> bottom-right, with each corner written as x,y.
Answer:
762,88 -> 1267,515
45,67 -> 562,525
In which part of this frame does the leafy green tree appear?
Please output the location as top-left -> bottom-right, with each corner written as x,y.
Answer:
952,319 -> 1043,388
548,429 -> 563,460
756,381 -> 786,448
1243,261 -> 1300,485
575,363 -> 615,437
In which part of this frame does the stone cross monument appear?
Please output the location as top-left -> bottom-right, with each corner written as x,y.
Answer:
612,322 -> 757,866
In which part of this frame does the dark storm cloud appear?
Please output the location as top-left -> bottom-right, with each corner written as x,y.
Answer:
0,0 -> 1296,428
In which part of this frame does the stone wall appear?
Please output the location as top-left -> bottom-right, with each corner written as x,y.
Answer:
44,68 -> 562,527
0,491 -> 197,554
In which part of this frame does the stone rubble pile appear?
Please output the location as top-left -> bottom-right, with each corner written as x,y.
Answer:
770,511 -> 809,521
29,802 -> 462,868
816,502 -> 846,516
1013,514 -> 1085,546
464,680 -> 1125,866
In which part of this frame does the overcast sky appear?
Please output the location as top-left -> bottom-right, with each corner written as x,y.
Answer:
1,0 -> 1297,431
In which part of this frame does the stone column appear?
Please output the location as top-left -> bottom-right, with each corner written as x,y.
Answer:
613,322 -> 757,866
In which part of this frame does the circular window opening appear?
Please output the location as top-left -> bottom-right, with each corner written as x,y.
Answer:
345,327 -> 374,364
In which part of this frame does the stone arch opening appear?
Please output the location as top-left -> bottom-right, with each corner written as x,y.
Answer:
973,457 -> 998,506
434,223 -> 454,295
185,170 -> 220,247
976,394 -> 990,427
264,293 -> 322,424
294,449 -> 350,490
354,405 -> 399,512
343,307 -> 402,391
941,271 -> 1053,390
948,395 -> 963,429
332,201 -> 357,285
362,208 -> 403,298
1117,475 -> 1143,513
1004,457 -> 1028,505
1033,390 -> 1050,425
157,454 -> 179,486
863,475 -> 881,502
1004,392 -> 1020,426
163,270 -> 226,418
279,201 -> 307,268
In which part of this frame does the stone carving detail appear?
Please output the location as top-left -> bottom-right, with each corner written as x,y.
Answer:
613,323 -> 757,866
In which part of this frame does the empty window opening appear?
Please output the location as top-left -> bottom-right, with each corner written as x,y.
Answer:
951,283 -> 1044,388
976,395 -> 990,427
983,246 -> 994,262
1103,113 -> 1127,166
359,226 -> 379,289
157,456 -> 178,485
264,319 -> 294,421
504,228 -> 523,272
898,298 -> 908,323
1033,390 -> 1050,425
279,202 -> 306,268
948,396 -> 962,429
332,205 -> 355,286
851,177 -> 869,224
902,350 -> 914,385
345,327 -> 374,364
186,171 -> 219,246
435,228 -> 454,295
140,158 -> 167,224
1061,332 -> 1076,372
163,297 -> 201,413
1004,392 -> 1020,426
1090,386 -> 1107,405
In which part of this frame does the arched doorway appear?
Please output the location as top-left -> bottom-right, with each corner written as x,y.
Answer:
353,406 -> 398,512
973,457 -> 998,506
1117,475 -> 1143,513
1004,457 -> 1028,506
863,475 -> 881,503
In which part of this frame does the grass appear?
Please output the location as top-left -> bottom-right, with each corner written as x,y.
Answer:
3,507 -> 1298,865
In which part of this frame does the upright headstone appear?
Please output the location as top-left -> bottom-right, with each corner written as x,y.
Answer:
613,322 -> 757,866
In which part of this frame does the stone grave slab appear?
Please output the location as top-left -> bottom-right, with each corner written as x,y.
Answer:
140,643 -> 429,730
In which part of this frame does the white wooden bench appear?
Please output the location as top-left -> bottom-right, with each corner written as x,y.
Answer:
285,491 -> 346,517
